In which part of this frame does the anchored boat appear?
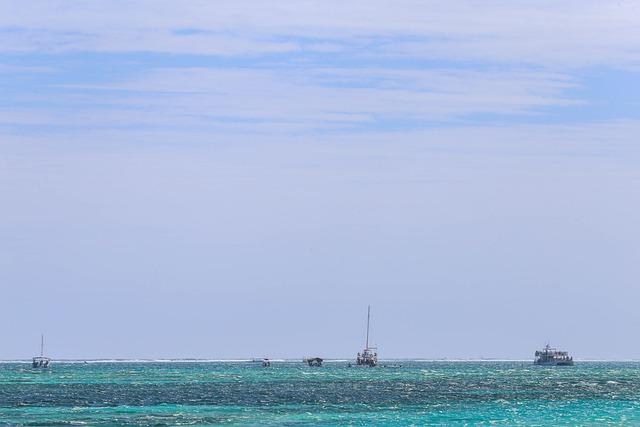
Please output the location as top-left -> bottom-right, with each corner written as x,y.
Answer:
302,357 -> 323,366
32,334 -> 51,368
304,357 -> 323,367
534,343 -> 573,366
356,305 -> 378,367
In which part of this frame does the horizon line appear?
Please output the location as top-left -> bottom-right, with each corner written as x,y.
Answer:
3,358 -> 640,363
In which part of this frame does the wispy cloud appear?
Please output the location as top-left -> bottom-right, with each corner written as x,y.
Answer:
0,1 -> 638,139
2,1 -> 640,67
2,67 -> 579,134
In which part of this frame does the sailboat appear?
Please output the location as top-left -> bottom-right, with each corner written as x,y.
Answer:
356,305 -> 378,367
32,334 -> 51,368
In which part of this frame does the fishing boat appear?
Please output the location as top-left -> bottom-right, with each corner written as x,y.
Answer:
534,343 -> 574,366
32,334 -> 51,368
356,305 -> 378,367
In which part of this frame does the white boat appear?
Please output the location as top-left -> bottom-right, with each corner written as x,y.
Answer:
32,334 -> 51,368
534,343 -> 573,366
356,305 -> 378,367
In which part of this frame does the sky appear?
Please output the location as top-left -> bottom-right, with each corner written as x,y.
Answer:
1,1 -> 640,360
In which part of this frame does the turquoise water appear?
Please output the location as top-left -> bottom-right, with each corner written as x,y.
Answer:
2,361 -> 640,425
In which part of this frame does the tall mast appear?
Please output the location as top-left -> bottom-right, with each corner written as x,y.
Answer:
366,305 -> 370,349
40,334 -> 44,357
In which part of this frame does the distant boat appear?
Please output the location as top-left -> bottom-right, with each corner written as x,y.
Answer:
356,305 -> 378,367
534,343 -> 573,366
32,334 -> 51,368
303,357 -> 323,367
261,358 -> 271,367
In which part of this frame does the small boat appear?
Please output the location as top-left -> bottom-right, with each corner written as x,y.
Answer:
261,358 -> 271,367
534,343 -> 574,366
356,305 -> 378,367
32,334 -> 51,368
303,357 -> 323,367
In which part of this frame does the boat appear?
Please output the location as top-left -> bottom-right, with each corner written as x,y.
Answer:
261,358 -> 271,367
32,334 -> 51,368
534,343 -> 574,366
356,305 -> 378,367
303,357 -> 323,367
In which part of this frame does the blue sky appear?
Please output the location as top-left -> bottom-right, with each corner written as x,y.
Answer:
1,1 -> 640,359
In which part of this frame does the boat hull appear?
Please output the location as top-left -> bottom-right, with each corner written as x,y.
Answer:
534,360 -> 574,366
32,357 -> 51,368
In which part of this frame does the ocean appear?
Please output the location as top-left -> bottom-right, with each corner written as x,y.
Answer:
1,360 -> 639,425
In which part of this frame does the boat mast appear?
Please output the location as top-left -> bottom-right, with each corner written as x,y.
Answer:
40,334 -> 44,357
366,305 -> 370,349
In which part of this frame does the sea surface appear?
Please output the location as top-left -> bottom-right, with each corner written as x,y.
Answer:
1,360 -> 640,425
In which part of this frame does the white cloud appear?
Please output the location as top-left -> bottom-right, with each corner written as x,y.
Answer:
2,1 -> 640,66
0,1 -> 636,141
1,66 -> 578,133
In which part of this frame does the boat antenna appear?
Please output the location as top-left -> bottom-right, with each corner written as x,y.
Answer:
40,333 -> 44,357
366,305 -> 371,350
